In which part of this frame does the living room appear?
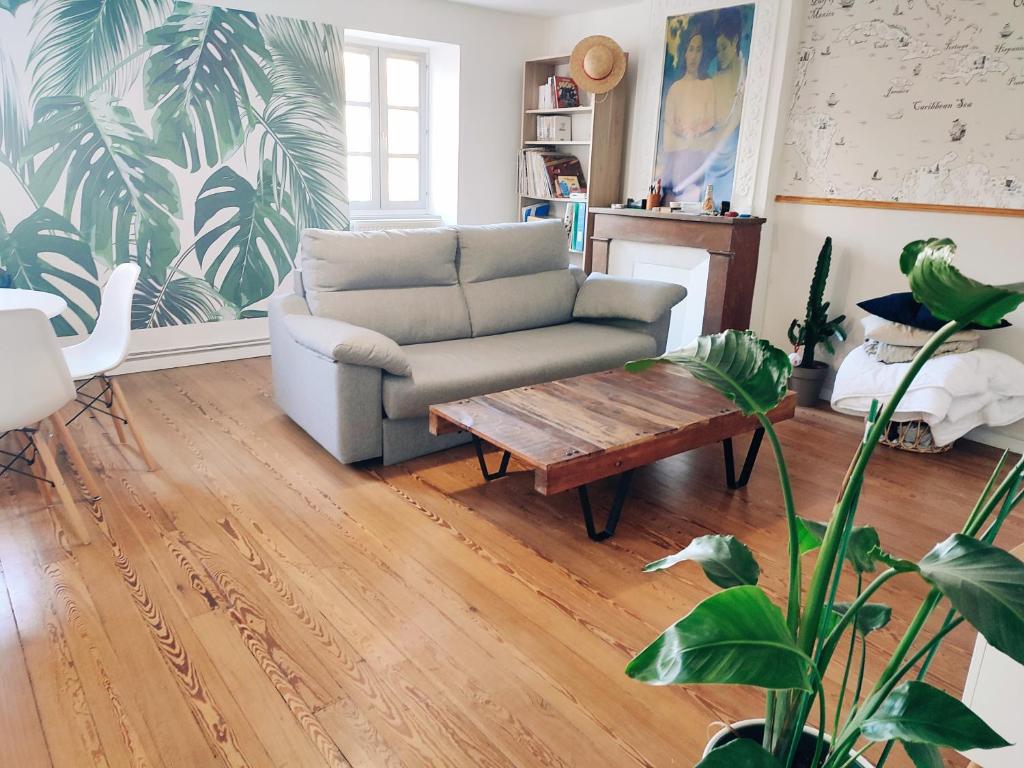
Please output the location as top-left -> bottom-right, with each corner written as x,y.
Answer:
1,0 -> 1023,766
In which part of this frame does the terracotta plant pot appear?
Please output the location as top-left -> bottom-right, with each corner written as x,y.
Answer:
788,362 -> 829,407
703,718 -> 874,768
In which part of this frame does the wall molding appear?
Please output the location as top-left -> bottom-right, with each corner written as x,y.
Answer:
775,195 -> 1024,219
112,329 -> 270,375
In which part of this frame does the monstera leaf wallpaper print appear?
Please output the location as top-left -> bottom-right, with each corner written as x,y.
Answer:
0,0 -> 348,336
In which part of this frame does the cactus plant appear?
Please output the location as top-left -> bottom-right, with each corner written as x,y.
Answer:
788,237 -> 846,368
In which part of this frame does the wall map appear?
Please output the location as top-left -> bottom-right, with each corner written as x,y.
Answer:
779,0 -> 1024,210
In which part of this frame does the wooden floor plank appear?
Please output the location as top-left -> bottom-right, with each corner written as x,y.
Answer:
2,358 -> 1019,768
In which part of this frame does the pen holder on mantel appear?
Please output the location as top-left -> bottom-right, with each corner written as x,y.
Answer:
646,191 -> 662,210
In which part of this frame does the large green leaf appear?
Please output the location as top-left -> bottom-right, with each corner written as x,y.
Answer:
796,518 -> 882,573
0,0 -> 33,13
144,2 -> 271,170
625,586 -> 812,691
644,534 -> 760,588
262,16 -> 344,116
861,681 -> 1009,750
255,20 -> 349,238
900,239 -> 1024,328
0,207 -> 99,336
131,271 -> 224,329
696,739 -> 783,768
255,101 -> 348,232
24,92 -> 180,273
831,602 -> 892,636
918,534 -> 1024,665
902,742 -> 943,768
626,330 -> 791,416
194,163 -> 297,309
28,0 -> 170,101
0,46 -> 27,172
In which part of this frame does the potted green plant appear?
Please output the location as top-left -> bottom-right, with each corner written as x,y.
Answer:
788,236 -> 847,406
625,238 -> 1024,768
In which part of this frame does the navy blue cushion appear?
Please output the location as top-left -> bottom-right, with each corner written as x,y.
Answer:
858,292 -> 1011,331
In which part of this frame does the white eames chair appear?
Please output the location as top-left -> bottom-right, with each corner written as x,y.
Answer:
0,309 -> 94,544
63,263 -> 157,470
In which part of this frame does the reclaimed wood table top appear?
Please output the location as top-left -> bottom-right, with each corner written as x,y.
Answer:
429,364 -> 797,496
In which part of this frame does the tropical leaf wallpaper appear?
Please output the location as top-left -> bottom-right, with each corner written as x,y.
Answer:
0,0 -> 348,336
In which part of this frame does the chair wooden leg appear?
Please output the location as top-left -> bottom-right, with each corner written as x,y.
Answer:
109,378 -> 158,471
33,427 -> 91,546
106,382 -> 128,443
20,433 -> 54,506
50,415 -> 101,502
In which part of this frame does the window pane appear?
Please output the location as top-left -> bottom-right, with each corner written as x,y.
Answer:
387,157 -> 419,202
344,51 -> 371,102
348,155 -> 373,202
346,105 -> 372,153
386,56 -> 419,107
387,108 -> 419,154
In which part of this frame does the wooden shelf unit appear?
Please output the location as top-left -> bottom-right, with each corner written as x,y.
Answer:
518,53 -> 627,219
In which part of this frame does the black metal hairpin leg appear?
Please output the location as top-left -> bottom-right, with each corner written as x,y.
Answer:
723,427 -> 765,490
578,469 -> 635,542
473,435 -> 511,481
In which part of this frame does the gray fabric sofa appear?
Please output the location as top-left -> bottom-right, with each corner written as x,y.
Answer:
269,219 -> 686,465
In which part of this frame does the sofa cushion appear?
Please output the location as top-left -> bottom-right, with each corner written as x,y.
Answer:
463,270 -> 578,337
456,219 -> 578,337
381,322 -> 658,420
299,227 -> 471,345
311,286 -> 472,346
457,219 -> 569,283
574,273 -> 688,323
301,227 -> 459,291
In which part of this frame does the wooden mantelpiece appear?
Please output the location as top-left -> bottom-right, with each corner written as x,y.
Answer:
585,207 -> 766,334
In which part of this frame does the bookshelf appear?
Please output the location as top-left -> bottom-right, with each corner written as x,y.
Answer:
518,53 -> 627,258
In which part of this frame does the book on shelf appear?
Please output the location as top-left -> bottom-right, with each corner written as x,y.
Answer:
536,75 -> 581,110
520,202 -> 550,222
519,149 -> 587,200
561,198 -> 587,253
536,114 -> 571,141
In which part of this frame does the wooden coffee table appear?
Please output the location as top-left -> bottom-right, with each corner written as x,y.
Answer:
429,364 -> 796,541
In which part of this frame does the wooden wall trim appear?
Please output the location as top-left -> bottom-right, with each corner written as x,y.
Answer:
774,195 -> 1024,219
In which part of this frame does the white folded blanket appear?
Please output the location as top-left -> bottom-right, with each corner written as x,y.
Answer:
831,346 -> 1024,445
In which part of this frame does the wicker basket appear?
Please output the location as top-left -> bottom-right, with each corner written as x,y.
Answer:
878,419 -> 952,454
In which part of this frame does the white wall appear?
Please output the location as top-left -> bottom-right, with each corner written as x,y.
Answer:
542,0 -> 1024,449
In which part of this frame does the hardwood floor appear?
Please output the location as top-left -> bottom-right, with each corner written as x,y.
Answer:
1,358 -> 1019,768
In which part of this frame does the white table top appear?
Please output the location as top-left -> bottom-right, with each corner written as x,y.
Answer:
0,288 -> 67,318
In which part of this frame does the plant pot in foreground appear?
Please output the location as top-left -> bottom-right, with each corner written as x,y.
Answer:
788,362 -> 829,407
704,719 -> 874,768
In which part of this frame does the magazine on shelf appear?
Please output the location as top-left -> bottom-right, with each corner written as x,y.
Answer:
519,149 -> 587,199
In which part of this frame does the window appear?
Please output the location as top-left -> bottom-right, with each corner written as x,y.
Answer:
344,43 -> 428,213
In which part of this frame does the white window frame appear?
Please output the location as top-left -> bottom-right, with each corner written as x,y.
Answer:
345,42 -> 430,216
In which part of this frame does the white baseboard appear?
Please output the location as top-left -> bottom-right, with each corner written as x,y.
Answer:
107,317 -> 271,375
114,336 -> 269,375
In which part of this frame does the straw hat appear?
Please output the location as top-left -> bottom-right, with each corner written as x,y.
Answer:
570,35 -> 626,94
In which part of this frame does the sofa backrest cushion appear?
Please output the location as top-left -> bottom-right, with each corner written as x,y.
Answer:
299,227 -> 471,345
456,219 -> 578,337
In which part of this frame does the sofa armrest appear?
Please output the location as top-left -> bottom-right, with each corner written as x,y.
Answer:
282,314 -> 411,376
573,274 -> 686,324
269,293 -> 385,463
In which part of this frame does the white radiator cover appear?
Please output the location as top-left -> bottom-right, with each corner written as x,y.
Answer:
351,216 -> 444,232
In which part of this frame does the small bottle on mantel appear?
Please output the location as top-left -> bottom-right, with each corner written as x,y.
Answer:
701,184 -> 716,215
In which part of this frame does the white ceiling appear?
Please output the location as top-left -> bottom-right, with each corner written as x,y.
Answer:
445,0 -> 637,18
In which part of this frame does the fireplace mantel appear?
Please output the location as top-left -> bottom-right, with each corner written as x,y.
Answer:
585,208 -> 766,335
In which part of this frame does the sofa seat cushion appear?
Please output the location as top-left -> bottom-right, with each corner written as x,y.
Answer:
381,322 -> 658,420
